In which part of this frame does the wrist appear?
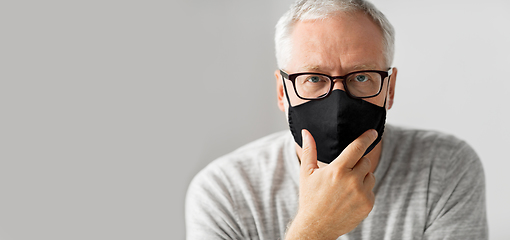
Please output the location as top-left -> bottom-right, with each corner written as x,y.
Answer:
285,213 -> 339,240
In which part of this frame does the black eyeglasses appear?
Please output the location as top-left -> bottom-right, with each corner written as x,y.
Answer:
280,68 -> 392,100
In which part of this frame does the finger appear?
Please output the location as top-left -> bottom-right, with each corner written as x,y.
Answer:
353,156 -> 372,175
363,172 -> 376,191
300,129 -> 319,176
330,129 -> 378,170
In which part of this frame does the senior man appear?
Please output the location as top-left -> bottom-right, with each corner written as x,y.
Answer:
186,0 -> 488,239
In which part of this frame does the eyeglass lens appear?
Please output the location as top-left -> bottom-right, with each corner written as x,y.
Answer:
294,72 -> 383,99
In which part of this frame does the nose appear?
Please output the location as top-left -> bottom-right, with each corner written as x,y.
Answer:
331,79 -> 346,91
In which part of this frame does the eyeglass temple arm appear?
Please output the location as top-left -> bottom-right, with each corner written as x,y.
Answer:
280,70 -> 289,79
279,70 -> 293,105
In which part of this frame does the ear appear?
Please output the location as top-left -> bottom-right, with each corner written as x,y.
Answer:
386,67 -> 397,110
275,70 -> 286,112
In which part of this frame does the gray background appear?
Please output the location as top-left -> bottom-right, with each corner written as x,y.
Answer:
1,0 -> 509,239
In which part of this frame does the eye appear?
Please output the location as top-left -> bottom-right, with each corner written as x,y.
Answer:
307,76 -> 322,83
354,74 -> 369,82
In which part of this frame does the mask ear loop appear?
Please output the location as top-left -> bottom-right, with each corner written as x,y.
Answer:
382,74 -> 392,108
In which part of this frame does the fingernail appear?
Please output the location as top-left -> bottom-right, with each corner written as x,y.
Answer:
301,129 -> 308,142
371,129 -> 378,138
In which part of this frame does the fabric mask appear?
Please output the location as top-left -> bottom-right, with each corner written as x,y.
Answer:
287,89 -> 386,164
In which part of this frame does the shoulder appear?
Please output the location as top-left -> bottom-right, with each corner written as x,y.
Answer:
188,130 -> 293,196
385,126 -> 488,237
185,131 -> 296,238
382,124 -> 484,186
387,124 -> 463,147
385,124 -> 479,163
383,126 -> 484,191
210,130 -> 292,175
186,131 -> 300,239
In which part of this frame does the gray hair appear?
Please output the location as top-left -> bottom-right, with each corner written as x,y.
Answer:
275,0 -> 395,69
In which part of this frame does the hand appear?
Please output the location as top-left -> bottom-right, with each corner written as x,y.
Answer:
285,129 -> 378,240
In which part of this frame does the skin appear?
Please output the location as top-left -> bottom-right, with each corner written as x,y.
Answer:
274,11 -> 398,239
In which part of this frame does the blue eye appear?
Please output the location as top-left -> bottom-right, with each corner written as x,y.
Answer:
308,76 -> 321,83
355,75 -> 368,82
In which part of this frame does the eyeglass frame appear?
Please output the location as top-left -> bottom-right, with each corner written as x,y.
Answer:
280,68 -> 393,100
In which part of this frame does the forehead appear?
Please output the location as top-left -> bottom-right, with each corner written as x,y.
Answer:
288,11 -> 385,73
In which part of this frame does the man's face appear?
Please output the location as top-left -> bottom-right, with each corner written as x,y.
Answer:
276,11 -> 396,111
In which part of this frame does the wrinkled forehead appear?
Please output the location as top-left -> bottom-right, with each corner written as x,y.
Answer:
288,11 -> 386,73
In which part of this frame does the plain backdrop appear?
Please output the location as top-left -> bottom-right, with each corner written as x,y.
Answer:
1,0 -> 509,239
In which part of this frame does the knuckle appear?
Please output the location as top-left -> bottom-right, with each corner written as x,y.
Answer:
364,157 -> 372,166
330,168 -> 345,182
360,194 -> 375,214
360,157 -> 370,169
344,174 -> 359,187
351,142 -> 366,154
301,165 -> 314,176
369,172 -> 376,181
302,145 -> 311,156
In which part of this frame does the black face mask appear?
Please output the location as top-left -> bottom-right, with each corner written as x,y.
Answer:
287,89 -> 386,164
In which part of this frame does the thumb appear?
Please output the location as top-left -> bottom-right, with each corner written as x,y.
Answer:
300,129 -> 319,176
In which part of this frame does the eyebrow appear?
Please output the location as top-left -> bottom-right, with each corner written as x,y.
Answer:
300,65 -> 322,72
351,64 -> 378,71
298,64 -> 379,73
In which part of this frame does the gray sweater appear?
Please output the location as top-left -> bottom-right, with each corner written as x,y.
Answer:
186,125 -> 488,239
